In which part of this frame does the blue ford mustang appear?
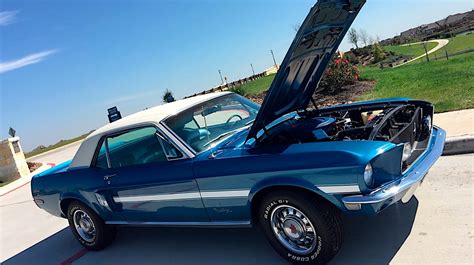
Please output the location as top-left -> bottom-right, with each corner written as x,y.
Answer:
31,0 -> 445,264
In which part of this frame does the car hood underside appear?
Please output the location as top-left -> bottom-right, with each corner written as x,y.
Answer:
247,0 -> 366,141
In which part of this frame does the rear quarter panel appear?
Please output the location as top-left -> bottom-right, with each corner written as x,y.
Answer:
31,167 -> 109,220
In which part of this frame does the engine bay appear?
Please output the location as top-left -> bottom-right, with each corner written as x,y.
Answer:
258,102 -> 434,169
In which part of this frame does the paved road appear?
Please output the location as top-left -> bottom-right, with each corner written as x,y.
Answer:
26,141 -> 82,165
1,154 -> 472,264
395,39 -> 450,68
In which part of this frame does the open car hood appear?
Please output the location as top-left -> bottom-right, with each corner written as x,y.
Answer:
247,0 -> 366,141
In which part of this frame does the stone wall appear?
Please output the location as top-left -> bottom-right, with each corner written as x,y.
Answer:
0,137 -> 30,183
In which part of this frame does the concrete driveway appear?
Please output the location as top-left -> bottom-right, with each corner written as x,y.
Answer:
26,141 -> 82,165
1,154 -> 472,265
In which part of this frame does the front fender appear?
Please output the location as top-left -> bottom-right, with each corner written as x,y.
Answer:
249,176 -> 344,210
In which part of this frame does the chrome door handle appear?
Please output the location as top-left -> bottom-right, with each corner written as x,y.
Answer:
103,174 -> 117,183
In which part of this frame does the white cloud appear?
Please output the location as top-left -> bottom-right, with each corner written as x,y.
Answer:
0,10 -> 19,26
0,50 -> 58,74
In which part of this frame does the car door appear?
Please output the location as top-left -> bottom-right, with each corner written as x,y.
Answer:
93,126 -> 208,223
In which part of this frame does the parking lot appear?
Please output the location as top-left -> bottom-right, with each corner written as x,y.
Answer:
1,154 -> 472,265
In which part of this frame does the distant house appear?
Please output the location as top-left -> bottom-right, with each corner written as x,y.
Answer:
399,10 -> 473,41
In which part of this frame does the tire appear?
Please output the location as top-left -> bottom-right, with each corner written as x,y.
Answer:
67,201 -> 116,250
257,191 -> 343,265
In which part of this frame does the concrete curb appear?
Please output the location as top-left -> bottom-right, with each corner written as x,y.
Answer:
442,135 -> 474,156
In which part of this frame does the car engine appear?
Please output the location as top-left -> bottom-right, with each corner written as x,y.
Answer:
258,102 -> 434,169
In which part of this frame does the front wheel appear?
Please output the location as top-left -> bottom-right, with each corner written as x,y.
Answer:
67,201 -> 116,250
257,191 -> 343,264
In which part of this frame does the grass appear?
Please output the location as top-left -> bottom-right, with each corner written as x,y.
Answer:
220,37 -> 473,114
232,53 -> 473,114
431,34 -> 474,59
233,74 -> 275,95
384,42 -> 437,58
25,131 -> 92,158
360,52 -> 474,112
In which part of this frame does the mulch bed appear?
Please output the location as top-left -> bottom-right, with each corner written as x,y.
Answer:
246,80 -> 376,107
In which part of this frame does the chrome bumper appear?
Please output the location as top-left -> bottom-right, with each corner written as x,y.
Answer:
342,127 -> 446,212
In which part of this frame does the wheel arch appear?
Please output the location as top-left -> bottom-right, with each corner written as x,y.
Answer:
249,181 -> 342,224
59,193 -> 100,218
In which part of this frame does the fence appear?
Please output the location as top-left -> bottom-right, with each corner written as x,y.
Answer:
185,65 -> 279,99
431,47 -> 474,61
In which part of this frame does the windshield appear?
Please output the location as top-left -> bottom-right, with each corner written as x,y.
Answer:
164,94 -> 260,153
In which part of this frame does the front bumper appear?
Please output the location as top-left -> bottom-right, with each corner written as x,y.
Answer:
342,126 -> 446,213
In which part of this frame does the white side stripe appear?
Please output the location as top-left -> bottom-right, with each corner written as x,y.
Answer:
317,185 -> 360,194
114,192 -> 201,203
113,190 -> 250,203
201,190 -> 250,198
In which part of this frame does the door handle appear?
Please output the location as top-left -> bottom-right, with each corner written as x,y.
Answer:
103,174 -> 117,183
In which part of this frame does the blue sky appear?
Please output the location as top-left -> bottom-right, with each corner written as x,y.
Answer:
0,0 -> 472,151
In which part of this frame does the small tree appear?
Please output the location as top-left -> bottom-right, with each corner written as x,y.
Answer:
162,89 -> 175,103
372,42 -> 386,63
348,28 -> 359,49
359,29 -> 370,47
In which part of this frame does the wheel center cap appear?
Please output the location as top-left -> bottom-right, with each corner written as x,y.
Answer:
283,219 -> 303,239
80,219 -> 91,231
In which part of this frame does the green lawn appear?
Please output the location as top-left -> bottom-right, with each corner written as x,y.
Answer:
431,34 -> 474,59
360,52 -> 474,112
233,74 -> 275,95
228,46 -> 473,114
25,131 -> 92,158
384,42 -> 437,58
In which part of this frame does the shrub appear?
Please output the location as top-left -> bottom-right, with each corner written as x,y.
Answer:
318,57 -> 359,94
343,52 -> 360,65
373,42 -> 386,63
229,85 -> 247,96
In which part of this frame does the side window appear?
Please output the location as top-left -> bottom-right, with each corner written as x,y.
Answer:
94,127 -> 184,169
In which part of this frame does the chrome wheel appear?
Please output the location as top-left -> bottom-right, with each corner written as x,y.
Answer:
270,205 -> 317,255
73,209 -> 96,243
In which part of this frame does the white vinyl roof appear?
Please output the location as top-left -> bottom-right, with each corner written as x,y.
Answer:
89,92 -> 231,138
70,92 -> 231,169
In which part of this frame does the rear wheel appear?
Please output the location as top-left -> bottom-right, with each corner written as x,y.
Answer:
67,201 -> 116,250
257,191 -> 343,264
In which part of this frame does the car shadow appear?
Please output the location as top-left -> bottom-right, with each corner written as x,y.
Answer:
331,198 -> 419,264
3,198 -> 418,265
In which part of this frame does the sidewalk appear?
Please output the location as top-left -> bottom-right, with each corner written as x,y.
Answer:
395,39 -> 449,68
434,109 -> 474,155
434,109 -> 473,137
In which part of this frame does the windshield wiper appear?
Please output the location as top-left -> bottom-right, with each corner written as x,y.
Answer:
245,119 -> 255,126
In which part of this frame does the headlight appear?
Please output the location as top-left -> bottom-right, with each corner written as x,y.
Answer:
364,163 -> 374,187
402,143 -> 412,162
